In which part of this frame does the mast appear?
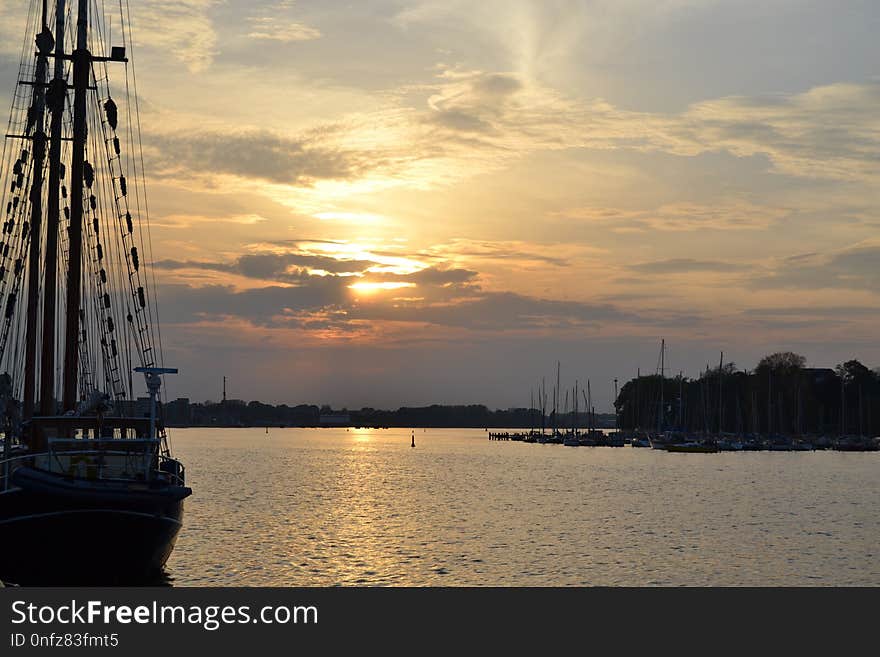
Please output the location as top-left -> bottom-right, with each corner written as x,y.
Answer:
677,372 -> 683,430
529,388 -> 535,435
555,361 -> 560,435
635,368 -> 640,430
540,377 -> 546,434
658,339 -> 665,433
23,3 -> 53,423
563,389 -> 569,430
61,0 -> 90,411
718,351 -> 724,434
701,366 -> 708,436
587,380 -> 592,432
39,0 -> 67,416
613,378 -> 618,431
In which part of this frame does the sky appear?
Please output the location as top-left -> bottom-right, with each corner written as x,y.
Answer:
0,0 -> 879,410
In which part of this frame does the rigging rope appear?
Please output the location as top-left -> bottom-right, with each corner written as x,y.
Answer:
0,0 -> 166,416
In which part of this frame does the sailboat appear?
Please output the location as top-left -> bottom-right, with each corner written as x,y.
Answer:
0,0 -> 190,584
648,339 -> 670,450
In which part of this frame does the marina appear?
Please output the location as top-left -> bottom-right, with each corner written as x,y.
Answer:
489,429 -> 879,452
509,342 -> 880,455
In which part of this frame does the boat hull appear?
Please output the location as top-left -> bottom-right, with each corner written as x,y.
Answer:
0,487 -> 184,585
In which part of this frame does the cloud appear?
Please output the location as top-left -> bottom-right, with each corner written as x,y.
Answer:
391,0 -> 719,80
742,305 -> 880,319
155,252 -> 477,290
751,240 -> 880,292
347,290 -> 637,331
0,4 -> 29,57
145,130 -> 376,185
151,240 -> 704,335
416,75 -> 880,186
629,258 -> 752,274
132,58 -> 880,209
425,70 -> 523,132
247,18 -> 321,42
156,279 -> 676,334
129,1 -> 220,73
663,83 -> 880,182
555,201 -> 788,232
732,303 -> 880,333
422,239 -> 573,267
153,239 -> 478,288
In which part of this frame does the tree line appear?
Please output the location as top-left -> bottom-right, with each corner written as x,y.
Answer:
614,352 -> 879,436
163,399 -> 616,429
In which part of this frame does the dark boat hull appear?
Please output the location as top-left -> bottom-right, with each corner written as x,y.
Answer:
0,487 -> 184,585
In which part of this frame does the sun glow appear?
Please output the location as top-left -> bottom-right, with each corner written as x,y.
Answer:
295,241 -> 428,276
314,211 -> 386,224
348,282 -> 417,293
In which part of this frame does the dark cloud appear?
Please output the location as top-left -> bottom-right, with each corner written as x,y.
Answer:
422,70 -> 528,139
751,243 -> 880,291
155,254 -> 478,289
741,305 -> 880,318
428,110 -> 495,133
421,242 -> 570,267
473,73 -> 523,96
157,282 -> 593,330
155,253 -> 373,280
628,258 -> 751,274
153,253 -> 492,329
344,291 -> 640,331
158,282 -> 348,327
406,266 -> 478,286
154,274 -> 702,333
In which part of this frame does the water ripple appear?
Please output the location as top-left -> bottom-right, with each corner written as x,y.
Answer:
165,428 -> 880,586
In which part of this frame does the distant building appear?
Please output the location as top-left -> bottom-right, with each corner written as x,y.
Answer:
319,413 -> 350,426
164,398 -> 192,425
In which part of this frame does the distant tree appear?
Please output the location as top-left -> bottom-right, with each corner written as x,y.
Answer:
701,362 -> 738,378
836,359 -> 876,386
755,352 -> 806,375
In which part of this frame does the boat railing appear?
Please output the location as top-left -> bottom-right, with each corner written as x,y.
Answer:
0,449 -> 186,491
0,452 -> 36,492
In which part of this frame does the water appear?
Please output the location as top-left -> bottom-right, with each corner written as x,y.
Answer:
165,427 -> 880,586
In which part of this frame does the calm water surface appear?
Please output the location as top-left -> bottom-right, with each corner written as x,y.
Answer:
165,428 -> 880,586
